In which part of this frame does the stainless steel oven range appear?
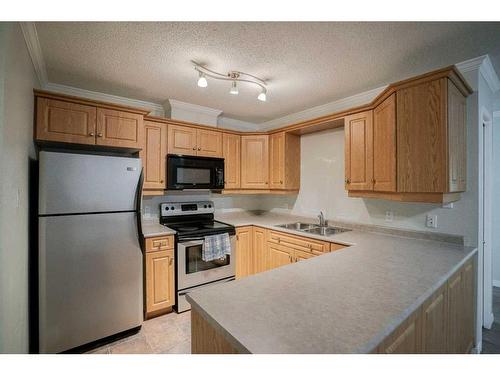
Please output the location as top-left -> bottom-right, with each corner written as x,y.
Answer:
159,201 -> 236,312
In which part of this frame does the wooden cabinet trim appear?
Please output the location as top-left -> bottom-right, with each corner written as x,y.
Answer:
145,235 -> 174,253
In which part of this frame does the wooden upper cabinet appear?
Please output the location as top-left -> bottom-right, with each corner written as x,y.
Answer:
96,108 -> 143,149
167,124 -> 222,157
197,129 -> 223,157
223,133 -> 241,189
167,124 -> 197,156
269,133 -> 285,189
241,135 -> 269,189
36,97 -> 97,145
344,111 -> 373,191
269,132 -> 301,190
141,120 -> 167,190
373,94 -> 397,192
397,79 -> 448,193
447,80 -> 467,192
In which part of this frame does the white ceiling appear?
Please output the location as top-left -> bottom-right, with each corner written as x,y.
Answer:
36,22 -> 500,124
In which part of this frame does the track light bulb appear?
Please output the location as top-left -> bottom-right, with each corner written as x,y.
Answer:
197,72 -> 208,88
230,81 -> 239,95
257,89 -> 267,102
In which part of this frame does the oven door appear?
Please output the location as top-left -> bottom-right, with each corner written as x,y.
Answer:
177,236 -> 236,291
167,155 -> 224,190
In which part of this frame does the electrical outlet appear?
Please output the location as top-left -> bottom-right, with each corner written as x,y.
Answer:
426,214 -> 438,228
385,211 -> 394,222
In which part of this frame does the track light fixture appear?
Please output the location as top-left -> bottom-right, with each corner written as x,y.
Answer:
192,60 -> 268,102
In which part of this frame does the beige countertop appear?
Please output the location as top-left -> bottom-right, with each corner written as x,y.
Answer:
186,210 -> 477,354
141,218 -> 176,238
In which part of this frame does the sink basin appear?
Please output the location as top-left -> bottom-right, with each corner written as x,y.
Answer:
275,222 -> 351,237
275,222 -> 319,230
303,226 -> 351,236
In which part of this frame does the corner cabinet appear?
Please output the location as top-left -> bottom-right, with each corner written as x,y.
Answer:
346,74 -> 470,203
35,92 -> 146,150
269,132 -> 301,190
241,135 -> 269,189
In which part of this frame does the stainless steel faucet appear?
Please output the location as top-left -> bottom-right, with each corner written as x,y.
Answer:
318,211 -> 327,227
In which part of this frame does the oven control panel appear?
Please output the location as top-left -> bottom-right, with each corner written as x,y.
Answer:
160,201 -> 215,217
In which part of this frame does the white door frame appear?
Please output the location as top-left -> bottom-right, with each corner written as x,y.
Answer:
480,106 -> 494,330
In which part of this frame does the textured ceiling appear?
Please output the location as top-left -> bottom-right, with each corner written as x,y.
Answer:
36,22 -> 500,124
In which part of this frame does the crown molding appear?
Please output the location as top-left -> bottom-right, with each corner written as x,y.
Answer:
168,99 -> 223,117
44,82 -> 165,116
456,54 -> 500,94
19,22 -> 47,87
259,85 -> 387,130
218,116 -> 259,131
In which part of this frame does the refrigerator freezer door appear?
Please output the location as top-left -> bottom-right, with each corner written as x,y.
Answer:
39,212 -> 143,353
39,151 -> 142,215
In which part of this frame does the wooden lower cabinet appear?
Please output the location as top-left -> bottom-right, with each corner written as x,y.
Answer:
267,242 -> 294,269
235,226 -> 253,279
235,226 -> 348,277
253,227 -> 268,273
376,257 -> 475,354
145,235 -> 175,318
421,284 -> 448,353
379,311 -> 421,354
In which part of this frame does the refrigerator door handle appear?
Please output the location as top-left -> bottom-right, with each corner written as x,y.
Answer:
135,167 -> 144,252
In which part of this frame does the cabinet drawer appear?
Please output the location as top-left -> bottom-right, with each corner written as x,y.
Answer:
267,230 -> 330,254
145,235 -> 174,252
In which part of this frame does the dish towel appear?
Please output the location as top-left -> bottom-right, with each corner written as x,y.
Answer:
203,233 -> 232,262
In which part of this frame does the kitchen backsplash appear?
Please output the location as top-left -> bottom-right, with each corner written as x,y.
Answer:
142,192 -> 296,218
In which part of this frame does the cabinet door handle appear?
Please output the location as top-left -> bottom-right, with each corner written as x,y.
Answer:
160,180 -> 164,183
169,258 -> 173,265
89,132 -> 95,137
192,147 -> 196,150
97,133 -> 103,138
198,147 -> 201,151
345,179 -> 350,184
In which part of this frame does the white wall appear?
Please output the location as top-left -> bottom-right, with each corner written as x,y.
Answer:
0,23 -> 40,353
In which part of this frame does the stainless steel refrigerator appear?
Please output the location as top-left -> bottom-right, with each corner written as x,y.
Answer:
38,151 -> 144,353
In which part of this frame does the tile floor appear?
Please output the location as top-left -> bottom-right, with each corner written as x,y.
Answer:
482,286 -> 500,354
85,311 -> 191,354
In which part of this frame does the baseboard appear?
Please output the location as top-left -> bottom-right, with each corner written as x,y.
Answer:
493,279 -> 500,287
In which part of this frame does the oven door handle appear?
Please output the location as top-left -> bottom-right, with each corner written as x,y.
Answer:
178,238 -> 205,245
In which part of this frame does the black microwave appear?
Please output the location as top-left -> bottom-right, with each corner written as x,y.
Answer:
167,155 -> 224,190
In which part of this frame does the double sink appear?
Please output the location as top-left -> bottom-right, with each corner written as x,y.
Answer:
275,222 -> 351,237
